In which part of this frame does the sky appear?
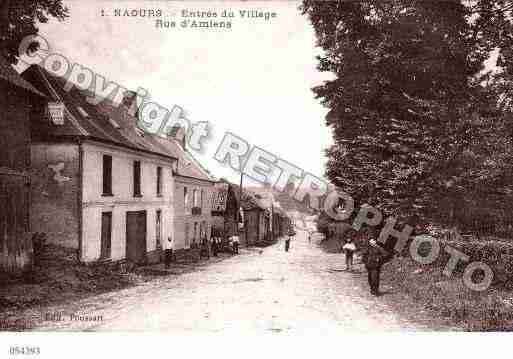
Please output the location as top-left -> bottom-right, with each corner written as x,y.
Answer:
35,0 -> 334,186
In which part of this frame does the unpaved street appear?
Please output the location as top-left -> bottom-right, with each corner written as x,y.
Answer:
31,229 -> 438,332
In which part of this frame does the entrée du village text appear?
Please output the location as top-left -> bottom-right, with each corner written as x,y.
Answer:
156,9 -> 278,29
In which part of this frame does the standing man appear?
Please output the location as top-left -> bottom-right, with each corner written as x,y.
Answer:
165,236 -> 174,268
285,225 -> 295,252
211,228 -> 219,257
362,238 -> 393,296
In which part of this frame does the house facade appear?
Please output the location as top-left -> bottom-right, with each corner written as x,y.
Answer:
174,176 -> 215,250
23,65 -> 178,264
240,193 -> 268,246
239,189 -> 291,246
153,136 -> 216,253
0,58 -> 46,275
211,181 -> 241,239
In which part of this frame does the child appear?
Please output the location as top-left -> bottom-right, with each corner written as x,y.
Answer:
165,236 -> 174,268
231,235 -> 240,254
342,237 -> 357,271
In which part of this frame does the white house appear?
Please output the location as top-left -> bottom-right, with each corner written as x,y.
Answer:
23,65 -> 178,264
154,135 -> 216,253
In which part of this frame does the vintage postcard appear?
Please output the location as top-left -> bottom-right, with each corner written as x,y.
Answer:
1,0 -> 512,356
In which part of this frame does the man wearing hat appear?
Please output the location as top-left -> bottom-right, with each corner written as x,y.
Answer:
362,237 -> 393,296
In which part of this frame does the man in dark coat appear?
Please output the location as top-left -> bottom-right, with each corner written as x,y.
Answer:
285,226 -> 295,252
361,239 -> 393,296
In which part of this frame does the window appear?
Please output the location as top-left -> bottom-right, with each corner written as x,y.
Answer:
193,189 -> 199,207
200,189 -> 204,208
47,102 -> 65,125
185,222 -> 190,248
184,187 -> 189,212
100,212 -> 112,259
133,160 -> 141,197
156,166 -> 162,196
193,222 -> 198,244
156,210 -> 162,250
102,155 -> 112,196
201,221 -> 207,240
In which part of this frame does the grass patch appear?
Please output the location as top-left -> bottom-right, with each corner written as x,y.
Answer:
380,255 -> 513,331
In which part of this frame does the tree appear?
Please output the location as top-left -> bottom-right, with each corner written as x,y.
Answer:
0,0 -> 68,64
302,1 -> 513,226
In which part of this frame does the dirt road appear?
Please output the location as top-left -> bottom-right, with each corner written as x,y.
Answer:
29,229 -> 440,332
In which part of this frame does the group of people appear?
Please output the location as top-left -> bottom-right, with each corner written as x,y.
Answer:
208,233 -> 240,256
340,228 -> 394,296
162,229 -> 241,269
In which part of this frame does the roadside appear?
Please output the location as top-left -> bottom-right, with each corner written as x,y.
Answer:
0,244 -> 245,330
378,255 -> 513,331
320,231 -> 513,331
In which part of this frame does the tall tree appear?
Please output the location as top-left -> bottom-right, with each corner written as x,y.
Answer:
302,1 -> 513,224
0,0 -> 68,64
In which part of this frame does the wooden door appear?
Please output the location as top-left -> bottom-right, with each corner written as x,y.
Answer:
126,211 -> 147,264
0,173 -> 31,274
100,212 -> 112,259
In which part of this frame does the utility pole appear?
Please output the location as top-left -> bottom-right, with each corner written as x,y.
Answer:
239,172 -> 246,246
271,202 -> 275,241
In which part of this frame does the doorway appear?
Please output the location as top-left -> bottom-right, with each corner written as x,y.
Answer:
126,211 -> 147,264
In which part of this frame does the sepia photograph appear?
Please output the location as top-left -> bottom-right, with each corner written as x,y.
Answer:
1,0 -> 513,357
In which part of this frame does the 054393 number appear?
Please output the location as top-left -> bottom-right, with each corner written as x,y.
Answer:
9,346 -> 40,356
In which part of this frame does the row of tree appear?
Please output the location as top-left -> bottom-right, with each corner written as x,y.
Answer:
303,1 -> 513,235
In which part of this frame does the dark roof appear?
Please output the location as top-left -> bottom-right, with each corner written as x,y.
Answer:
272,206 -> 287,217
0,57 -> 45,97
240,190 -> 266,211
152,135 -> 215,182
21,65 -> 176,161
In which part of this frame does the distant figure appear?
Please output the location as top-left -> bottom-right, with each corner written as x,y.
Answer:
342,230 -> 357,271
165,236 -> 174,268
362,238 -> 393,296
200,236 -> 210,259
231,235 -> 240,254
285,227 -> 295,252
308,230 -> 312,243
213,237 -> 220,257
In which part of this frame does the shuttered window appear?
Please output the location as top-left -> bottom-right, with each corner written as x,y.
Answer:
156,209 -> 162,250
133,160 -> 141,197
102,155 -> 112,196
156,166 -> 162,196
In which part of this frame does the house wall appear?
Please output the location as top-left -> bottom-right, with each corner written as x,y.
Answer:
0,82 -> 32,172
173,176 -> 214,250
244,209 -> 260,245
0,83 -> 40,274
30,142 -> 81,250
224,187 -> 240,237
211,215 -> 225,232
259,213 -> 267,242
81,141 -> 175,263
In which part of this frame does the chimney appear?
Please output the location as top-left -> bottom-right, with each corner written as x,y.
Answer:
122,90 -> 137,111
168,124 -> 187,150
